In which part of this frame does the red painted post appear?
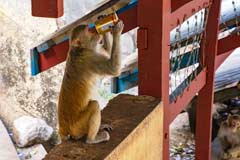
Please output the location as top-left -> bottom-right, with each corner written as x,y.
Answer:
217,34 -> 240,55
168,69 -> 207,123
137,0 -> 171,159
170,0 -> 210,29
31,0 -> 64,18
195,0 -> 221,159
118,4 -> 138,33
215,50 -> 233,70
171,0 -> 192,11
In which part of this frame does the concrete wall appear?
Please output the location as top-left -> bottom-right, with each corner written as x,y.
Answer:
106,102 -> 163,160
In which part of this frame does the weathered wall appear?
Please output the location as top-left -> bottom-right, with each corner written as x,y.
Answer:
0,10 -> 63,128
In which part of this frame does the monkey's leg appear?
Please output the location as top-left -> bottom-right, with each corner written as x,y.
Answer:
227,146 -> 240,158
86,100 -> 110,144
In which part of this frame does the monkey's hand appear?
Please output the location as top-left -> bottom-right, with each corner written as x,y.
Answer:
113,20 -> 124,35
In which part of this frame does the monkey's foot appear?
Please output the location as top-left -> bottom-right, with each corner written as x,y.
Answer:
51,132 -> 62,145
71,135 -> 84,140
61,135 -> 70,141
86,131 -> 110,144
100,124 -> 113,132
223,152 -> 232,160
58,135 -> 70,144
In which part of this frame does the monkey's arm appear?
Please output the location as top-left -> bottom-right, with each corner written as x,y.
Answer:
108,31 -> 121,75
103,32 -> 112,54
92,21 -> 123,76
91,48 -> 121,76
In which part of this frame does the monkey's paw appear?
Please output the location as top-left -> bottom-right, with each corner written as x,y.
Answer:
86,131 -> 110,144
100,124 -> 113,132
113,20 -> 124,34
223,152 -> 232,160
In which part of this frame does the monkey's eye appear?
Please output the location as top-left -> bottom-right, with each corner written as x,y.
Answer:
88,27 -> 97,34
232,121 -> 237,127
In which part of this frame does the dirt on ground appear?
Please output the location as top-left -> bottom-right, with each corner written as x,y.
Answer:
170,112 -> 195,160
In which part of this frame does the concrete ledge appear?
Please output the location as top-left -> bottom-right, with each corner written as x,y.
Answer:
45,94 -> 162,160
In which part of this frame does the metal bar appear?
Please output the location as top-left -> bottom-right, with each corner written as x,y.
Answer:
171,0 -> 192,12
137,0 -> 171,159
215,50 -> 233,70
218,34 -> 240,56
118,1 -> 138,32
170,0 -> 210,30
168,68 -> 206,123
195,0 -> 221,159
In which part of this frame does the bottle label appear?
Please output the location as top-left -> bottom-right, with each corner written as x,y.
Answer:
101,22 -> 114,31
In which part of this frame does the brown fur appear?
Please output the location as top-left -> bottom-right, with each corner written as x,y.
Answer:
58,21 -> 124,144
218,114 -> 240,159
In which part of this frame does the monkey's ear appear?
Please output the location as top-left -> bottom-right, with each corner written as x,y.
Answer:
84,26 -> 90,33
71,38 -> 81,47
227,114 -> 231,119
227,114 -> 233,122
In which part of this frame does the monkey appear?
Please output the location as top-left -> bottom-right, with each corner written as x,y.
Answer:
58,20 -> 124,144
217,114 -> 240,159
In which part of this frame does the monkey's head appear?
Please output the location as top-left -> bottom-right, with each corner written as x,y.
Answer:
70,24 -> 103,50
227,114 -> 240,132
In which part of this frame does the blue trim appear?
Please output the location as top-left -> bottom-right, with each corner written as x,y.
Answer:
116,0 -> 138,14
113,67 -> 138,93
30,48 -> 40,76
